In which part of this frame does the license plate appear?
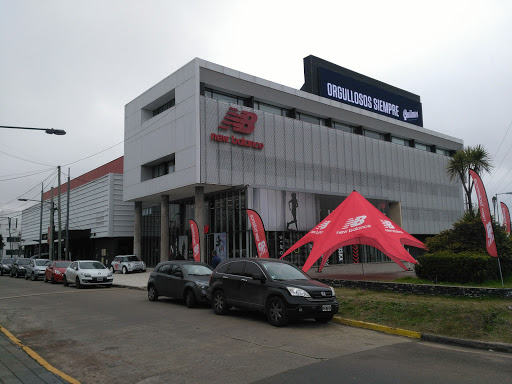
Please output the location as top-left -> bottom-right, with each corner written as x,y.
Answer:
322,305 -> 331,312
97,278 -> 103,282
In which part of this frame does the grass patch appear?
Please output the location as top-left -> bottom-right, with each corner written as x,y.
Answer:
335,287 -> 512,344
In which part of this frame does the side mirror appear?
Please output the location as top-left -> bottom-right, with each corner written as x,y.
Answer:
252,273 -> 266,282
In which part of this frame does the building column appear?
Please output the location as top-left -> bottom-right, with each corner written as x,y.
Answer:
195,186 -> 205,263
134,201 -> 142,258
160,195 -> 170,262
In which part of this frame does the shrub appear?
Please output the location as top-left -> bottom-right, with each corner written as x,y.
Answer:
415,251 -> 504,284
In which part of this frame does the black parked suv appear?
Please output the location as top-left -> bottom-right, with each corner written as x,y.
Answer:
207,258 -> 339,327
147,261 -> 213,308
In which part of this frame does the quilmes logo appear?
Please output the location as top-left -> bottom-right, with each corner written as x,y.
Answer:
311,220 -> 330,234
403,109 -> 419,121
219,107 -> 258,134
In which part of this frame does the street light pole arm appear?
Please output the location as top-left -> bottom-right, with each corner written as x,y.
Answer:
0,126 -> 66,135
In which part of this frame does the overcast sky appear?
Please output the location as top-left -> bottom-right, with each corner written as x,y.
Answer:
1,0 -> 512,221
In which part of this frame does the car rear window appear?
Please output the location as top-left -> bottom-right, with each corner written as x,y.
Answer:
79,261 -> 106,269
56,261 -> 72,268
226,261 -> 245,276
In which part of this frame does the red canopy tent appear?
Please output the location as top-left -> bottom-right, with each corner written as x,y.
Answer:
280,191 -> 425,272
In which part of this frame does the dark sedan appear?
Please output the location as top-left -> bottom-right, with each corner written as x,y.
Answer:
0,258 -> 14,276
147,261 -> 213,308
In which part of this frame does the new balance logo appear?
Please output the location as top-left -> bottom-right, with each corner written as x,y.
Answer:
219,107 -> 257,134
380,220 -> 395,230
342,216 -> 367,229
316,221 -> 331,230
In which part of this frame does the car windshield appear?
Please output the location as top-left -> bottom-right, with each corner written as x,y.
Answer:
56,261 -> 72,268
79,261 -> 106,270
126,256 -> 140,262
35,260 -> 50,266
182,264 -> 213,276
260,261 -> 309,281
17,259 -> 31,265
2,259 -> 14,265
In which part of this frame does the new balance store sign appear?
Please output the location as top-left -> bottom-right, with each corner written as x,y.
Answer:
318,67 -> 423,127
210,107 -> 264,149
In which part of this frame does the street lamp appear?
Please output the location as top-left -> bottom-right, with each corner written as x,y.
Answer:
0,125 -> 66,135
492,192 -> 512,222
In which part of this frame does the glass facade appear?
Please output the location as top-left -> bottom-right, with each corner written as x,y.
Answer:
140,187 -> 394,268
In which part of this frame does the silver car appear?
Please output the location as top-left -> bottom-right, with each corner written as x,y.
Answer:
25,259 -> 51,281
110,255 -> 146,274
63,260 -> 113,288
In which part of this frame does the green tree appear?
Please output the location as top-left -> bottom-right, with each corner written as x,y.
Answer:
446,145 -> 493,215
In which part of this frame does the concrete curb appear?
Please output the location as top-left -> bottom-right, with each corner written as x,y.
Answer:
0,324 -> 81,384
332,315 -> 512,354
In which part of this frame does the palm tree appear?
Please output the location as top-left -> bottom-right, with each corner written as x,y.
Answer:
446,145 -> 493,215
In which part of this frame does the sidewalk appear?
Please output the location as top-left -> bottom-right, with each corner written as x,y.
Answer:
0,327 -> 70,384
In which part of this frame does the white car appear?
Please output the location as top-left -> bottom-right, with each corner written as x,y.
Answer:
110,255 -> 146,274
63,260 -> 113,288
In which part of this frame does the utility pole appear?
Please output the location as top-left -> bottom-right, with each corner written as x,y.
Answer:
66,168 -> 70,260
39,183 -> 43,256
50,189 -> 54,261
58,166 -> 62,260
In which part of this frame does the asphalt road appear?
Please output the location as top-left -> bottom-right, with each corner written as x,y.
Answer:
1,276 -> 511,384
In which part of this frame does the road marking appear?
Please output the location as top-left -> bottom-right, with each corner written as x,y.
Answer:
333,316 -> 422,339
0,288 -> 124,300
0,324 -> 81,384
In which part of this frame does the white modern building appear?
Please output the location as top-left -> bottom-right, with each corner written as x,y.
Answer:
20,158 -> 134,265
125,56 -> 464,267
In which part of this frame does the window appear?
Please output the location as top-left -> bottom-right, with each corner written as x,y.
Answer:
333,122 -> 355,133
244,262 -> 262,278
436,148 -> 450,156
171,265 -> 182,276
415,142 -> 429,151
297,112 -> 326,126
152,99 -> 175,117
205,88 -> 245,105
152,159 -> 175,179
364,129 -> 385,141
254,101 -> 289,117
226,261 -> 245,276
391,137 -> 409,146
159,264 -> 171,274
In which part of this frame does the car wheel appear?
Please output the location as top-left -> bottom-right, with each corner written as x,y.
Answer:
315,315 -> 334,324
25,273 -> 29,280
122,266 -> 128,274
147,285 -> 158,301
0,269 -> 3,276
63,275 -> 69,286
185,290 -> 196,308
30,272 -> 36,281
267,297 -> 288,327
212,290 -> 228,315
75,277 -> 82,289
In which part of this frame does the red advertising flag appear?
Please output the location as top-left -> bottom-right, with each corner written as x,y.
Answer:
469,169 -> 498,257
189,220 -> 201,262
500,202 -> 511,236
246,209 -> 269,258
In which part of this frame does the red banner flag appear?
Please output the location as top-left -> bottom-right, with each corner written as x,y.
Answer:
246,209 -> 269,258
500,202 -> 511,236
189,220 -> 201,262
469,169 -> 498,257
